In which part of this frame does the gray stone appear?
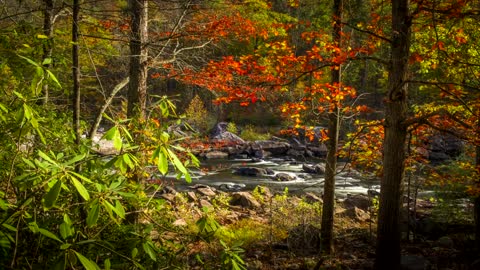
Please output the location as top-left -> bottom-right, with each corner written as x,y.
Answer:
197,187 -> 216,197
233,167 -> 269,177
204,151 -> 229,159
343,194 -> 372,211
304,192 -> 323,204
229,192 -> 261,208
401,255 -> 430,270
273,172 -> 296,182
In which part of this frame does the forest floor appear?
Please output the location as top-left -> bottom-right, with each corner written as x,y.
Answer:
163,186 -> 479,270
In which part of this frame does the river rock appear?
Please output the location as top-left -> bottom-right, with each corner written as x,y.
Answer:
218,183 -> 246,191
229,192 -> 261,208
197,187 -> 217,197
343,194 -> 372,211
204,150 -> 229,159
304,192 -> 323,204
339,206 -> 370,222
401,255 -> 430,270
234,167 -> 269,177
302,163 -> 326,174
427,133 -> 463,163
273,173 -> 296,182
252,140 -> 290,155
210,122 -> 245,144
287,224 -> 321,254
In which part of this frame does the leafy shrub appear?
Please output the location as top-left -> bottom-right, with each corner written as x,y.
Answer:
185,94 -> 214,134
239,125 -> 270,141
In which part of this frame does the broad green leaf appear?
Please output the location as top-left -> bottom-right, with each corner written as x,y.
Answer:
18,54 -> 40,67
159,101 -> 169,117
160,132 -> 169,143
102,126 -> 118,140
142,242 -> 157,261
157,150 -> 168,175
71,177 -> 90,201
122,154 -> 134,169
131,247 -> 138,258
59,222 -> 73,240
38,228 -> 62,243
167,149 -> 187,175
63,154 -> 85,166
103,200 -> 124,219
38,150 -> 57,166
74,251 -> 100,270
86,201 -> 100,227
114,200 -> 126,219
22,157 -> 36,169
69,171 -> 92,183
42,57 -> 52,65
60,243 -> 72,250
46,69 -> 62,88
43,179 -> 61,209
2,223 -> 17,232
104,259 -> 111,270
37,34 -> 48,39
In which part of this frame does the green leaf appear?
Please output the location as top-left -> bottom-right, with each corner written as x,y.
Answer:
42,57 -> 52,65
46,69 -> 62,88
157,149 -> 168,175
159,100 -> 169,117
63,154 -> 85,166
104,259 -> 111,270
142,241 -> 157,261
167,149 -> 188,175
38,150 -> 57,166
43,180 -> 62,209
37,34 -> 48,39
74,251 -> 100,270
102,126 -> 117,140
114,200 -> 126,219
71,176 -> 90,201
38,228 -> 63,243
131,247 -> 138,258
22,157 -> 36,169
2,223 -> 17,232
18,54 -> 41,67
103,200 -> 124,219
59,222 -> 73,240
87,201 -> 100,227
122,154 -> 134,169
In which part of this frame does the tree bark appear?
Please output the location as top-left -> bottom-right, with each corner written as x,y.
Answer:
375,0 -> 411,269
320,0 -> 342,255
41,0 -> 54,105
475,119 -> 480,251
72,0 -> 80,146
127,0 -> 148,119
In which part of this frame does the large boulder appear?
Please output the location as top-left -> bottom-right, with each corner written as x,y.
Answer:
204,151 -> 229,159
229,192 -> 261,208
210,122 -> 245,144
343,194 -> 372,211
251,140 -> 290,155
427,133 -> 463,163
233,167 -> 273,177
302,163 -> 326,174
273,172 -> 296,182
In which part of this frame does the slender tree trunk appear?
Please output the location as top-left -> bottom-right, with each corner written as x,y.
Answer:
475,119 -> 480,251
320,0 -> 342,255
127,0 -> 148,119
375,0 -> 411,269
72,0 -> 80,146
41,0 -> 54,105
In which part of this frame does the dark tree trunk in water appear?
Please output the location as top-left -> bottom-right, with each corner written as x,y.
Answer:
320,0 -> 342,255
127,0 -> 148,119
375,0 -> 411,269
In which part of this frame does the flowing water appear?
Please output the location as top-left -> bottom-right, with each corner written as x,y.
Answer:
167,158 -> 380,197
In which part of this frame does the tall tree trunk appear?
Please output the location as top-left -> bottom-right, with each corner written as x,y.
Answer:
475,118 -> 480,251
127,0 -> 148,119
375,0 -> 411,269
72,0 -> 80,146
41,0 -> 54,105
320,0 -> 342,255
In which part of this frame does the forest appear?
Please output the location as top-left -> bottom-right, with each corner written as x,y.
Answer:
0,0 -> 479,269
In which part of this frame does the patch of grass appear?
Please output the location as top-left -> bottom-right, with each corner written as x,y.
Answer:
239,125 -> 271,141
